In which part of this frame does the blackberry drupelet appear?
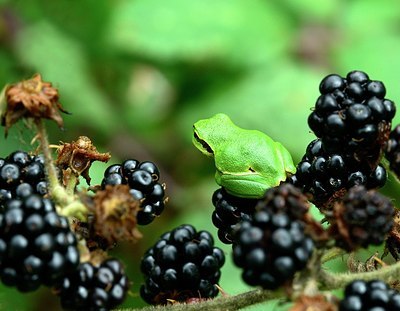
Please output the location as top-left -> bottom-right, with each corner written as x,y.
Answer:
339,280 -> 400,311
330,186 -> 394,251
211,188 -> 257,244
0,194 -> 79,292
255,183 -> 310,221
232,208 -> 314,289
101,159 -> 167,225
140,224 -> 225,305
55,258 -> 129,311
290,138 -> 387,208
0,151 -> 48,205
308,70 -> 395,167
385,124 -> 400,178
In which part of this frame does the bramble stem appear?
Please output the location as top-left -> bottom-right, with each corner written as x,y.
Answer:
319,259 -> 400,290
321,247 -> 345,263
134,289 -> 282,311
34,119 -> 87,220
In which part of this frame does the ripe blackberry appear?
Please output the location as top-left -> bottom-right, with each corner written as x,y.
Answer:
308,70 -> 395,168
385,124 -> 400,178
55,258 -> 129,311
211,188 -> 257,244
339,280 -> 400,310
0,151 -> 48,205
290,138 -> 387,208
232,208 -> 314,289
140,224 -> 225,305
330,186 -> 394,251
101,159 -> 167,225
0,195 -> 79,292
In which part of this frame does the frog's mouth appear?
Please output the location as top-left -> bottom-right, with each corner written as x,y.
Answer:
193,131 -> 214,155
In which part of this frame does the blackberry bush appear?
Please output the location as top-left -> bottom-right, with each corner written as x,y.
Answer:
55,258 -> 130,311
0,194 -> 79,292
101,159 -> 167,225
2,72 -> 400,311
140,224 -> 225,305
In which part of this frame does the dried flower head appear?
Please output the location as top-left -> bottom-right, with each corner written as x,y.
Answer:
56,136 -> 111,184
89,184 -> 142,248
1,73 -> 68,135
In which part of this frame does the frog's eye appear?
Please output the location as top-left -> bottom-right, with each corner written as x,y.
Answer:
194,131 -> 213,154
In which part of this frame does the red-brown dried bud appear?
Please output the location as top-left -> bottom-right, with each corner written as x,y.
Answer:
56,136 -> 111,184
89,184 -> 142,249
1,73 -> 68,135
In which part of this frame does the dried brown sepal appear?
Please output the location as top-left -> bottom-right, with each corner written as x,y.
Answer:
89,184 -> 142,248
56,136 -> 111,184
385,209 -> 400,260
1,73 -> 68,135
347,252 -> 384,273
289,294 -> 338,311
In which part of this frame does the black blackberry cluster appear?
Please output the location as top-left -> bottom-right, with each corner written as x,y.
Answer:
211,188 -> 257,244
308,70 -> 395,160
291,138 -> 387,205
140,224 -> 225,305
0,151 -> 48,205
101,159 -> 166,225
385,124 -> 400,178
55,258 -> 129,311
331,186 -> 394,251
232,208 -> 314,289
0,194 -> 79,292
339,280 -> 400,310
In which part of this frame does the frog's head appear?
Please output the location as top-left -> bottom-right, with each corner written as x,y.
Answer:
192,113 -> 234,157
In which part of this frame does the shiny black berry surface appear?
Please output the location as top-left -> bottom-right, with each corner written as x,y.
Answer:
309,71 -> 395,158
55,258 -> 129,311
290,138 -> 387,206
0,151 -> 48,206
0,195 -> 79,292
232,208 -> 314,289
140,224 -> 225,305
101,159 -> 166,225
211,188 -> 256,244
339,280 -> 400,311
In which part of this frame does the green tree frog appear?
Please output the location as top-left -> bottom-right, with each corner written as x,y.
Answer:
192,113 -> 296,198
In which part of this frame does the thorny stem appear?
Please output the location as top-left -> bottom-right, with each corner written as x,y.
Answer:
134,289 -> 283,311
34,119 -> 87,220
319,259 -> 400,290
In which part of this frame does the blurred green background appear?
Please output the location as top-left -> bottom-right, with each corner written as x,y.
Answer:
1,0 -> 400,310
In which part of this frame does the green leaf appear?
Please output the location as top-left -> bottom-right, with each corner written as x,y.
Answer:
107,0 -> 292,66
14,21 -> 118,135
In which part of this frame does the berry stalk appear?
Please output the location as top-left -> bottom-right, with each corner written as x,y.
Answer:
34,119 -> 87,220
318,259 -> 400,290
